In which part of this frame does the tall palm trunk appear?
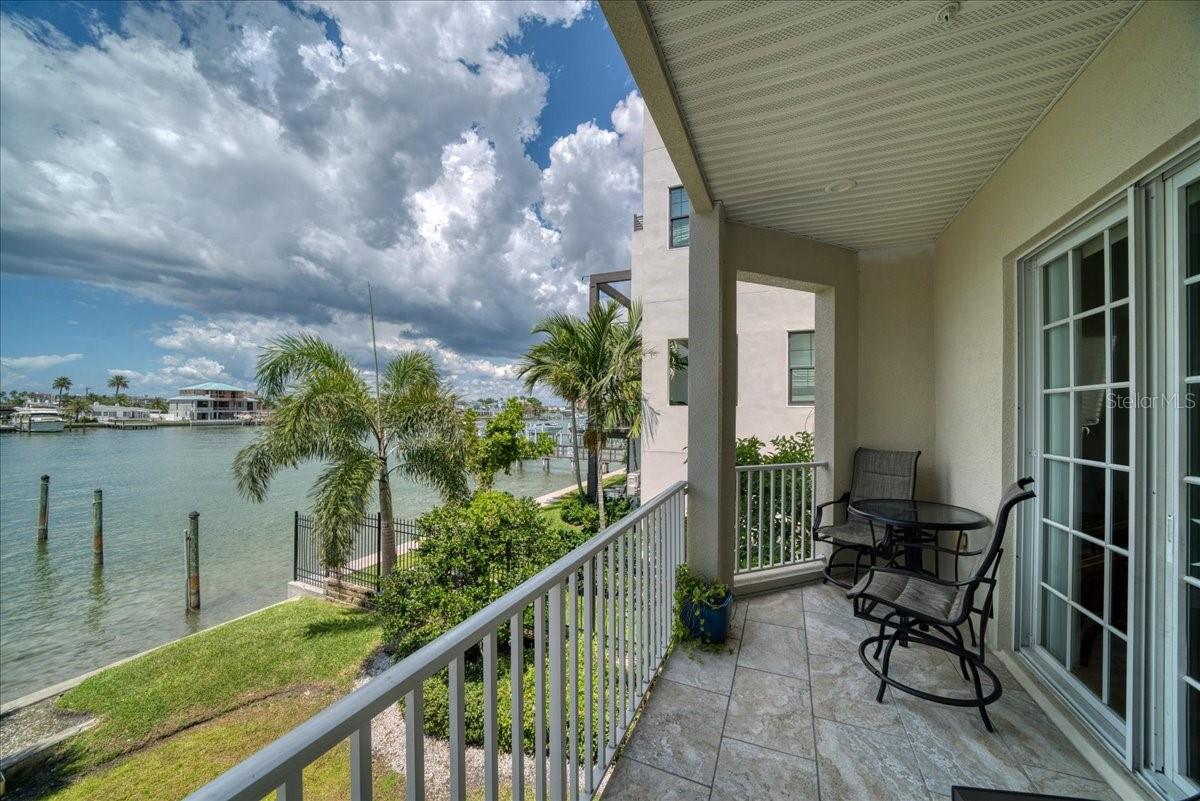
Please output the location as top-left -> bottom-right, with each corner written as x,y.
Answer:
593,440 -> 606,530
569,404 -> 584,497
378,456 -> 396,576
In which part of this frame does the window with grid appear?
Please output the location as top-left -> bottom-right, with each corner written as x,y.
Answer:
788,331 -> 815,404
669,186 -> 690,248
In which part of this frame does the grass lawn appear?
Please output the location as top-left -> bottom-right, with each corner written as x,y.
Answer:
31,598 -> 390,800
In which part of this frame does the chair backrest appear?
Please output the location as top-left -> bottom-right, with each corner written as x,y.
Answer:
970,477 -> 1037,584
848,448 -> 920,504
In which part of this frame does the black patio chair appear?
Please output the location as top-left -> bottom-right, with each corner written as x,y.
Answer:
813,447 -> 921,588
847,477 -> 1035,732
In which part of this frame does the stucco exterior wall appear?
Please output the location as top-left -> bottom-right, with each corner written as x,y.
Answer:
857,244 -> 937,496
635,114 -> 818,498
928,1 -> 1200,644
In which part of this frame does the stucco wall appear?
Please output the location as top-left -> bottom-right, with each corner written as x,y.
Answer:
635,114 -> 818,498
857,244 -> 936,496
929,1 -> 1200,643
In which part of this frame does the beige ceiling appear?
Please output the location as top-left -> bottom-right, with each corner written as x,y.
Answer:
642,0 -> 1139,250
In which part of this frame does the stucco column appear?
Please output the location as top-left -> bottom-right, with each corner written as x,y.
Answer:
686,201 -> 736,585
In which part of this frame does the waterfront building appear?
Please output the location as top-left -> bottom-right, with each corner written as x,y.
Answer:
91,403 -> 152,423
632,112 -> 817,498
167,382 -> 261,423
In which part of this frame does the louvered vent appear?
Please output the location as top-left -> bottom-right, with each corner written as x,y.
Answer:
645,0 -> 1137,250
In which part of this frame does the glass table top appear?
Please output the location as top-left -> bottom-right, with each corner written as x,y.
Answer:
849,498 -> 989,531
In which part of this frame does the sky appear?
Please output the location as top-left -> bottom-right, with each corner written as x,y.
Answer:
0,0 -> 641,400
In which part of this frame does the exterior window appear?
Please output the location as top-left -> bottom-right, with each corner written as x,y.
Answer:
668,338 -> 688,406
669,186 -> 690,248
788,331 -> 815,404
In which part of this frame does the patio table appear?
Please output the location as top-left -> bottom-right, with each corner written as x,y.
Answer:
848,498 -> 989,574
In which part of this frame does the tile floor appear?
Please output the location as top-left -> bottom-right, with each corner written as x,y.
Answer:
601,581 -> 1122,801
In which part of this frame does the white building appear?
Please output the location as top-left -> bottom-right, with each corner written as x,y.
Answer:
90,403 -> 151,423
633,113 -> 817,498
167,382 -> 260,423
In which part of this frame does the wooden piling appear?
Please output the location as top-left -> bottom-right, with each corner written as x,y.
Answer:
542,456 -> 550,474
92,489 -> 104,565
37,475 -> 49,541
186,511 -> 200,611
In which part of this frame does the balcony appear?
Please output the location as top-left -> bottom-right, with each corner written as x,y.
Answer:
603,579 -> 1119,801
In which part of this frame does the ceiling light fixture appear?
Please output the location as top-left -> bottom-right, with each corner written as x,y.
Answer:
824,178 -> 857,195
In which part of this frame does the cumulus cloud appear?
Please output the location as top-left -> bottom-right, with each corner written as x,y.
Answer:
0,353 -> 84,370
0,1 -> 644,396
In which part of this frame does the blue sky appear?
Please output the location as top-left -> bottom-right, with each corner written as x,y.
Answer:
0,1 -> 640,398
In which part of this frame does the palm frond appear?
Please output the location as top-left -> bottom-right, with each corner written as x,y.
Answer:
256,334 -> 361,402
311,445 -> 378,568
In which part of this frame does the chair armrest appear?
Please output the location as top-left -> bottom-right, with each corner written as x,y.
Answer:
813,491 -> 850,530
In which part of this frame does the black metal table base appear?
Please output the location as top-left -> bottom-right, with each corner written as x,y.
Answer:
858,627 -> 1003,732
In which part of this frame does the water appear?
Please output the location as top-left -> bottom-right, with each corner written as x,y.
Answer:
0,426 -> 580,702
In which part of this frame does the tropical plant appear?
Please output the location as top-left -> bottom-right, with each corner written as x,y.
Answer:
233,335 -> 468,574
106,374 -> 129,398
519,302 -> 644,529
516,315 -> 587,499
64,397 -> 91,421
376,490 -> 573,657
673,563 -> 733,650
463,398 -> 527,490
52,376 -> 72,400
519,431 -> 555,461
573,301 -> 644,530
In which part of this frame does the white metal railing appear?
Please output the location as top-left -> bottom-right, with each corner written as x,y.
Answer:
186,481 -> 687,801
734,462 -> 825,574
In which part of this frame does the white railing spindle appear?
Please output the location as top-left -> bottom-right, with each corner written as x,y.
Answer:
735,462 -> 826,576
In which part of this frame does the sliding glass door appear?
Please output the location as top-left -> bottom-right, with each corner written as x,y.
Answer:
1024,200 -> 1133,746
1165,160 -> 1199,796
1019,150 -> 1199,797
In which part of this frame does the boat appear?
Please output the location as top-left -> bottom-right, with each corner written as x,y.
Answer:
13,404 -> 67,433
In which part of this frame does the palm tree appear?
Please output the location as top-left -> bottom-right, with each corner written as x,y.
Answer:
517,314 -> 586,498
107,374 -> 129,398
233,335 -> 468,574
65,396 -> 90,421
52,376 -> 72,401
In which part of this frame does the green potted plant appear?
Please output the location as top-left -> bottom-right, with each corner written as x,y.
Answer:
675,564 -> 733,644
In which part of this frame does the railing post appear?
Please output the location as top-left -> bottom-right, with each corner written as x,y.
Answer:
293,511 -> 300,582
350,724 -> 372,801
375,513 -> 382,592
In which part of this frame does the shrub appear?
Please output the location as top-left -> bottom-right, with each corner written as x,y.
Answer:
377,491 -> 574,657
555,491 -> 634,535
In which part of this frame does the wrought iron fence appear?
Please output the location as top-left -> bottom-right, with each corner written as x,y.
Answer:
293,511 -> 421,593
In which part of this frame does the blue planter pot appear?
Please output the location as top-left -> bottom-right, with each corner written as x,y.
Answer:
680,592 -> 733,644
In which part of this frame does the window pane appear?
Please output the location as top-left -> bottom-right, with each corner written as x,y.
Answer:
1072,534 -> 1105,619
1075,464 -> 1105,539
1044,255 -> 1069,323
1076,390 -> 1105,462
1071,608 -> 1104,700
1190,281 -> 1200,377
790,368 -> 815,404
1042,524 -> 1068,595
1190,483 -> 1200,581
1111,389 -> 1129,466
1075,312 -> 1106,386
1187,180 -> 1199,278
1110,552 -> 1128,632
1111,469 -> 1129,550
670,217 -> 690,248
1111,303 -> 1129,383
668,339 -> 688,406
1190,583 -> 1200,682
1045,324 -> 1069,389
1041,589 -> 1068,663
1044,393 -> 1069,456
1076,234 -> 1105,313
1107,633 -> 1126,718
1188,685 -> 1200,780
1110,222 -> 1129,301
1190,391 -> 1200,477
1044,459 -> 1069,526
788,332 -> 814,368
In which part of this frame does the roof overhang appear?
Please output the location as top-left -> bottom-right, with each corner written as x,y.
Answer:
602,0 -> 1140,250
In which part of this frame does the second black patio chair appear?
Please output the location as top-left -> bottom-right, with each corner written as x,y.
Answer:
847,477 -> 1036,732
813,447 -> 920,588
